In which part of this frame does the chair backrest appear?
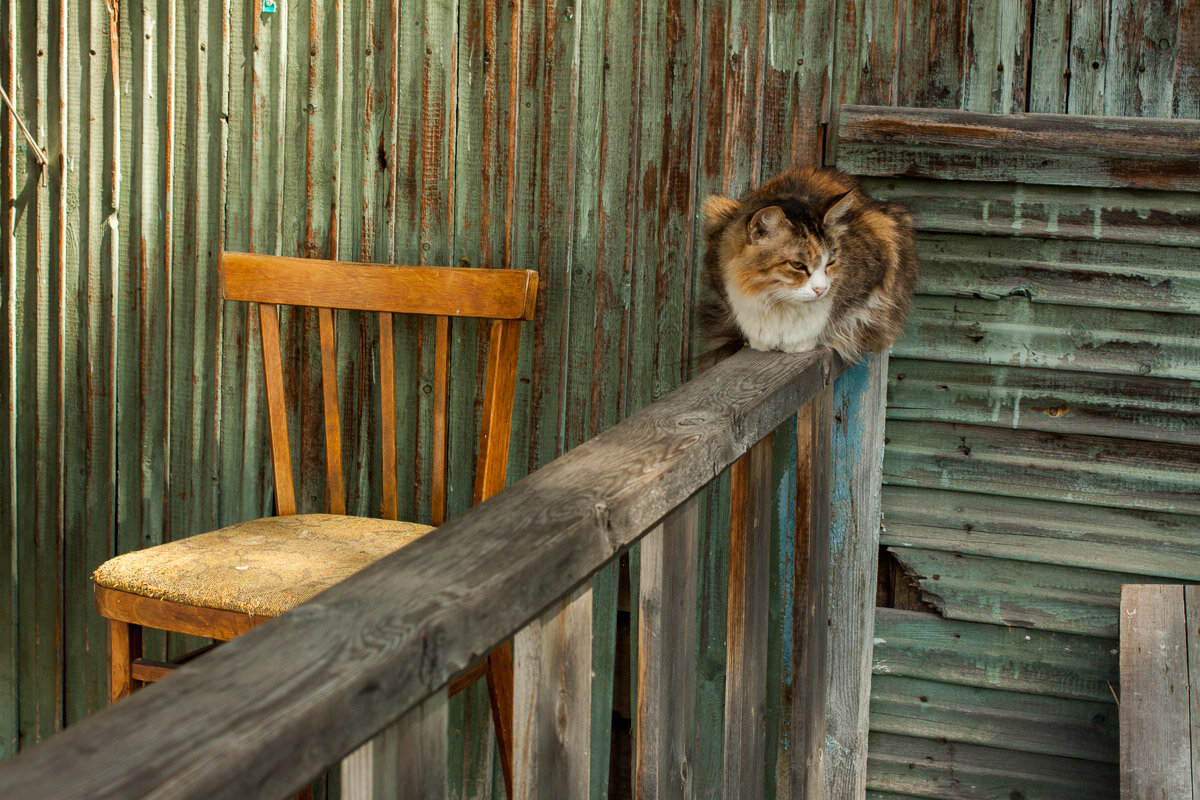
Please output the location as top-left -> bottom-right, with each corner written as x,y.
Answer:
218,252 -> 538,524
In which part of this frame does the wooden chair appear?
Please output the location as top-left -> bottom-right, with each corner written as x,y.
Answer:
92,252 -> 537,795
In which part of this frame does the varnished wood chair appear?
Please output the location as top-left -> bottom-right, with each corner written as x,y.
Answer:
92,252 -> 537,795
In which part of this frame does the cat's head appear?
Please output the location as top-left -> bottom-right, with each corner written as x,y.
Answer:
704,190 -> 854,303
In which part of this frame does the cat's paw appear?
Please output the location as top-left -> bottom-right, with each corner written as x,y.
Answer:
778,340 -> 817,354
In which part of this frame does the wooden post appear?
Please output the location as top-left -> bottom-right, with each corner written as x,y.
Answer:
790,380 -> 833,798
340,692 -> 448,800
723,435 -> 774,800
513,583 -> 593,799
1119,584 -> 1192,800
791,352 -> 888,798
635,498 -> 699,800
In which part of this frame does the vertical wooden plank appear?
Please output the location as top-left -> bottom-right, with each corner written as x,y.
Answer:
1028,0 -> 1072,111
258,303 -> 296,516
961,0 -> 1032,113
1186,585 -> 1200,799
789,381 -> 834,799
764,416 -> 798,800
723,435 -> 773,800
379,312 -> 397,521
1105,0 -> 1182,118
513,583 -> 594,800
341,692 -> 450,800
1173,0 -> 1200,118
894,0 -> 966,110
1066,0 -> 1109,114
823,352 -> 889,799
1119,584 -> 1191,800
635,498 -> 699,800
432,314 -> 449,526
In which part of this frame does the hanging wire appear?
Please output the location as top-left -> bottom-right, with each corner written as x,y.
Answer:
0,81 -> 48,167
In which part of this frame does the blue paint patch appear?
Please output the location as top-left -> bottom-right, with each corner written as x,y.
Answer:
777,454 -> 797,687
829,356 -> 874,553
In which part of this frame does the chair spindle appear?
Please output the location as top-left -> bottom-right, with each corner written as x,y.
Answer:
318,307 -> 346,515
258,303 -> 297,516
379,312 -> 398,521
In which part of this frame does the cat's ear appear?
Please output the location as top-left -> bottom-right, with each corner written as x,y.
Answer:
821,191 -> 854,227
703,195 -> 740,232
748,205 -> 787,243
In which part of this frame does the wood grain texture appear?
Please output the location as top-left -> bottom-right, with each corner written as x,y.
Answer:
883,419 -> 1200,515
723,436 -> 773,800
888,547 -> 1152,637
220,253 -> 538,320
881,485 -> 1200,581
868,731 -> 1119,799
514,584 -> 593,800
257,303 -> 297,517
318,307 -> 346,515
635,499 -> 698,800
1119,584 -> 1192,800
838,105 -> 1200,190
340,692 -> 449,800
870,674 -> 1117,763
791,382 -> 834,799
0,347 -> 830,798
887,359 -> 1200,445
823,353 -> 889,799
873,609 -> 1119,703
1189,585 -> 1200,799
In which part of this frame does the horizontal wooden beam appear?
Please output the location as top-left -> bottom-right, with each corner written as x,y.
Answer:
837,105 -> 1200,191
0,347 -> 832,800
219,252 -> 539,320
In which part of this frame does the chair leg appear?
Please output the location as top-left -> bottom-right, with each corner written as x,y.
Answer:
484,641 -> 515,799
108,619 -> 142,703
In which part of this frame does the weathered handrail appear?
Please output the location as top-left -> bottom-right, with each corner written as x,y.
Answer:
0,347 -> 839,799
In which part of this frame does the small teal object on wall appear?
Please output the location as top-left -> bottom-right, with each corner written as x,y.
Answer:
262,0 -> 276,12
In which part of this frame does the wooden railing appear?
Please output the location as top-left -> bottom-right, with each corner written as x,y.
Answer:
0,346 -> 888,800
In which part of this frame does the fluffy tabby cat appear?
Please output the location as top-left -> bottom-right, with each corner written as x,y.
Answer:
702,166 -> 918,361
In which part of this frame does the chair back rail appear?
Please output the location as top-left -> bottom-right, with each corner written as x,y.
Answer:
0,346 -> 890,800
224,254 -> 538,522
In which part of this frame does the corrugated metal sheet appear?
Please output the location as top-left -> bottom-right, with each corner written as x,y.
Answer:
4,0 -> 1199,797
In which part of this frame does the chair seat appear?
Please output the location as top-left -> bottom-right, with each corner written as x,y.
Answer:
93,514 -> 434,617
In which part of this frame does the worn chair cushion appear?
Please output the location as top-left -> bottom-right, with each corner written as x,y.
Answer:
93,514 -> 434,617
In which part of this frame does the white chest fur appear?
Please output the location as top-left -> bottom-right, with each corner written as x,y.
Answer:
726,283 -> 833,353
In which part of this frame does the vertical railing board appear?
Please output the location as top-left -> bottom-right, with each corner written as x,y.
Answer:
635,498 -> 699,800
514,584 -> 594,800
789,383 -> 834,799
764,417 -> 799,798
722,435 -> 774,800
825,353 -> 889,798
342,692 -> 450,800
0,0 -> 16,757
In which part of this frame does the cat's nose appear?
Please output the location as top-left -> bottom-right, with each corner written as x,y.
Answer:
812,284 -> 825,296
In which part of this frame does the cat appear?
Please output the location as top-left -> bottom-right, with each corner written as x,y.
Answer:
701,166 -> 918,362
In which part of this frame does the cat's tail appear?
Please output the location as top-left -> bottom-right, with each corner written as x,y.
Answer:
695,294 -> 745,372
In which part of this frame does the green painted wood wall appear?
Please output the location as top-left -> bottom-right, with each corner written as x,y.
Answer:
2,0 -> 1198,797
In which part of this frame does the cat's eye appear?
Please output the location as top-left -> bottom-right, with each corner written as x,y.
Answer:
787,260 -> 808,273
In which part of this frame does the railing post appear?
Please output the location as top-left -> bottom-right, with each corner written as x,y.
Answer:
791,352 -> 888,798
723,434 -> 774,800
513,583 -> 593,799
635,497 -> 699,800
340,692 -> 449,800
